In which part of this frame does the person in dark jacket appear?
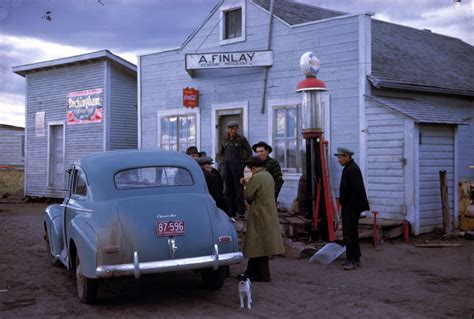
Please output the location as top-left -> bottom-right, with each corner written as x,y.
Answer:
252,141 -> 284,202
218,121 -> 252,218
335,147 -> 370,270
196,156 -> 229,215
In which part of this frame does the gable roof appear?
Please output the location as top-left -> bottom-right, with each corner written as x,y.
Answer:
12,50 -> 136,77
252,0 -> 345,25
366,95 -> 469,125
370,20 -> 474,97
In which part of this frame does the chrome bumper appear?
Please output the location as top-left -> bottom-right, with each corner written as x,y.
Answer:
96,245 -> 243,279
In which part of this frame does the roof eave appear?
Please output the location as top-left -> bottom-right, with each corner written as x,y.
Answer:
368,75 -> 474,97
12,50 -> 136,77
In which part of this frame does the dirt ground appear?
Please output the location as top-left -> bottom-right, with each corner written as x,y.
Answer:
0,202 -> 472,319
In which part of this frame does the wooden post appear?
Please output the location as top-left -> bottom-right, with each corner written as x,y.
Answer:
439,170 -> 452,234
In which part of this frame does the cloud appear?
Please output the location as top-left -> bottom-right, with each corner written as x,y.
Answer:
0,93 -> 25,127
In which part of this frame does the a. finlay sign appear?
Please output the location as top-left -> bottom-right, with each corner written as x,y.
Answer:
185,50 -> 273,75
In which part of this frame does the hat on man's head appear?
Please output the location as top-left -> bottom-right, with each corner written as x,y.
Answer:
196,156 -> 214,166
334,147 -> 354,157
252,141 -> 272,154
245,156 -> 265,168
186,146 -> 199,155
226,120 -> 239,128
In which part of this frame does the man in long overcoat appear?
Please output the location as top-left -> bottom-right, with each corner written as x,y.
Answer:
242,156 -> 285,281
335,147 -> 370,270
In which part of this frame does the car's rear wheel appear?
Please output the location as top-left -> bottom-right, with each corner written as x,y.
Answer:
201,265 -> 228,290
44,230 -> 61,267
75,253 -> 98,304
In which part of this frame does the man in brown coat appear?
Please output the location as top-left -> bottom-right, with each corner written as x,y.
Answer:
242,156 -> 285,282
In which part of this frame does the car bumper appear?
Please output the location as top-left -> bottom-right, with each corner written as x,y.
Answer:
96,244 -> 243,279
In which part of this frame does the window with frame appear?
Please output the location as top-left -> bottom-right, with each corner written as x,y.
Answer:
224,8 -> 242,40
273,105 -> 303,173
160,114 -> 196,152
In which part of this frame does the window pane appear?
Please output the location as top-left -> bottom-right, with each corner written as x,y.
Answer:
287,108 -> 297,138
115,167 -> 193,190
274,139 -> 286,167
287,139 -> 297,169
235,8 -> 242,37
225,8 -> 241,39
275,109 -> 286,138
74,171 -> 87,196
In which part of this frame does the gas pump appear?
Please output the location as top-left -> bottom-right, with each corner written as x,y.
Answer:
296,52 -> 336,241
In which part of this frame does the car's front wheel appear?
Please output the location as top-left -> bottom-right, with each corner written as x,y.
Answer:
75,253 -> 98,304
201,266 -> 228,290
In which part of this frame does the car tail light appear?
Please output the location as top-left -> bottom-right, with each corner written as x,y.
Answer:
218,236 -> 232,243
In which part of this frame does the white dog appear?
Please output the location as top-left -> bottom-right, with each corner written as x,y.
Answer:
237,273 -> 252,309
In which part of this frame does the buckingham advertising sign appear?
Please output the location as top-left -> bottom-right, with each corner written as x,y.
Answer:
185,50 -> 273,72
66,88 -> 103,125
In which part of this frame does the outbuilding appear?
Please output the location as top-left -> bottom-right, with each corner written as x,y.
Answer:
0,124 -> 25,168
139,0 -> 474,234
13,50 -> 138,198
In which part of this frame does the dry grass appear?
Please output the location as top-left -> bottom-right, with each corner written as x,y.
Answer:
0,170 -> 24,197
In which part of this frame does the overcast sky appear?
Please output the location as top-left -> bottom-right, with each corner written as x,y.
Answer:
0,0 -> 472,127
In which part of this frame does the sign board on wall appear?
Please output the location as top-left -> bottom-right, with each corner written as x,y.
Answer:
185,50 -> 273,76
183,87 -> 199,108
66,88 -> 103,125
35,111 -> 45,137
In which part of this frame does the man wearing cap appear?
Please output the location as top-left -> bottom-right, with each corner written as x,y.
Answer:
218,121 -> 252,218
252,141 -> 284,202
242,156 -> 285,281
185,146 -> 201,159
335,147 -> 370,270
196,156 -> 228,214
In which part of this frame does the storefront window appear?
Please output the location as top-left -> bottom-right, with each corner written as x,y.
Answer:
273,105 -> 302,173
160,114 -> 196,152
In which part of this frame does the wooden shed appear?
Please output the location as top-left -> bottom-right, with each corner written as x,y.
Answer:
0,124 -> 24,167
13,50 -> 137,198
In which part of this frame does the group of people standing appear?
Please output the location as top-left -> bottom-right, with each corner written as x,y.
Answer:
185,120 -> 370,277
186,121 -> 285,281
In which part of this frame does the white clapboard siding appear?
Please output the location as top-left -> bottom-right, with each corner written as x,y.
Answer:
109,64 -> 138,150
418,124 -> 454,233
140,2 -> 363,208
25,63 -> 105,198
365,102 -> 405,219
0,125 -> 24,166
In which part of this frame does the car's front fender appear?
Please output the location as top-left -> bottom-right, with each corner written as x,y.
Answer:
44,204 -> 64,259
68,217 -> 99,278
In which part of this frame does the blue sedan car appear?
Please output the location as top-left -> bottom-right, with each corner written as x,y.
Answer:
44,150 -> 243,304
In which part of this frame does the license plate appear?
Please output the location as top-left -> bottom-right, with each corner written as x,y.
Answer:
157,220 -> 185,237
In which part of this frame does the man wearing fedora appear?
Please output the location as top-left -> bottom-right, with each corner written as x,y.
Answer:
335,147 -> 370,270
218,121 -> 252,218
252,141 -> 284,202
196,156 -> 229,215
242,156 -> 285,281
185,146 -> 201,159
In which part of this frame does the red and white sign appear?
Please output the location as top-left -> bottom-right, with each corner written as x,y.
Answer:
183,87 -> 199,108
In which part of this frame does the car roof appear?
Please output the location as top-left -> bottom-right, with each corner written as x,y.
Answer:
75,149 -> 208,201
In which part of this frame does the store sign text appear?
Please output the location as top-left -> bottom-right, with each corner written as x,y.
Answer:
186,51 -> 273,71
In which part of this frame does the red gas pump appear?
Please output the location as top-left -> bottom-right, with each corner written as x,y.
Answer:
296,52 -> 336,242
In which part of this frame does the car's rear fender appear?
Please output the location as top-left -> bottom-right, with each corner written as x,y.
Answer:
44,204 -> 65,260
68,217 -> 99,278
208,204 -> 240,254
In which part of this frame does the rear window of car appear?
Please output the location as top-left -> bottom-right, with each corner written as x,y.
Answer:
114,167 -> 193,190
